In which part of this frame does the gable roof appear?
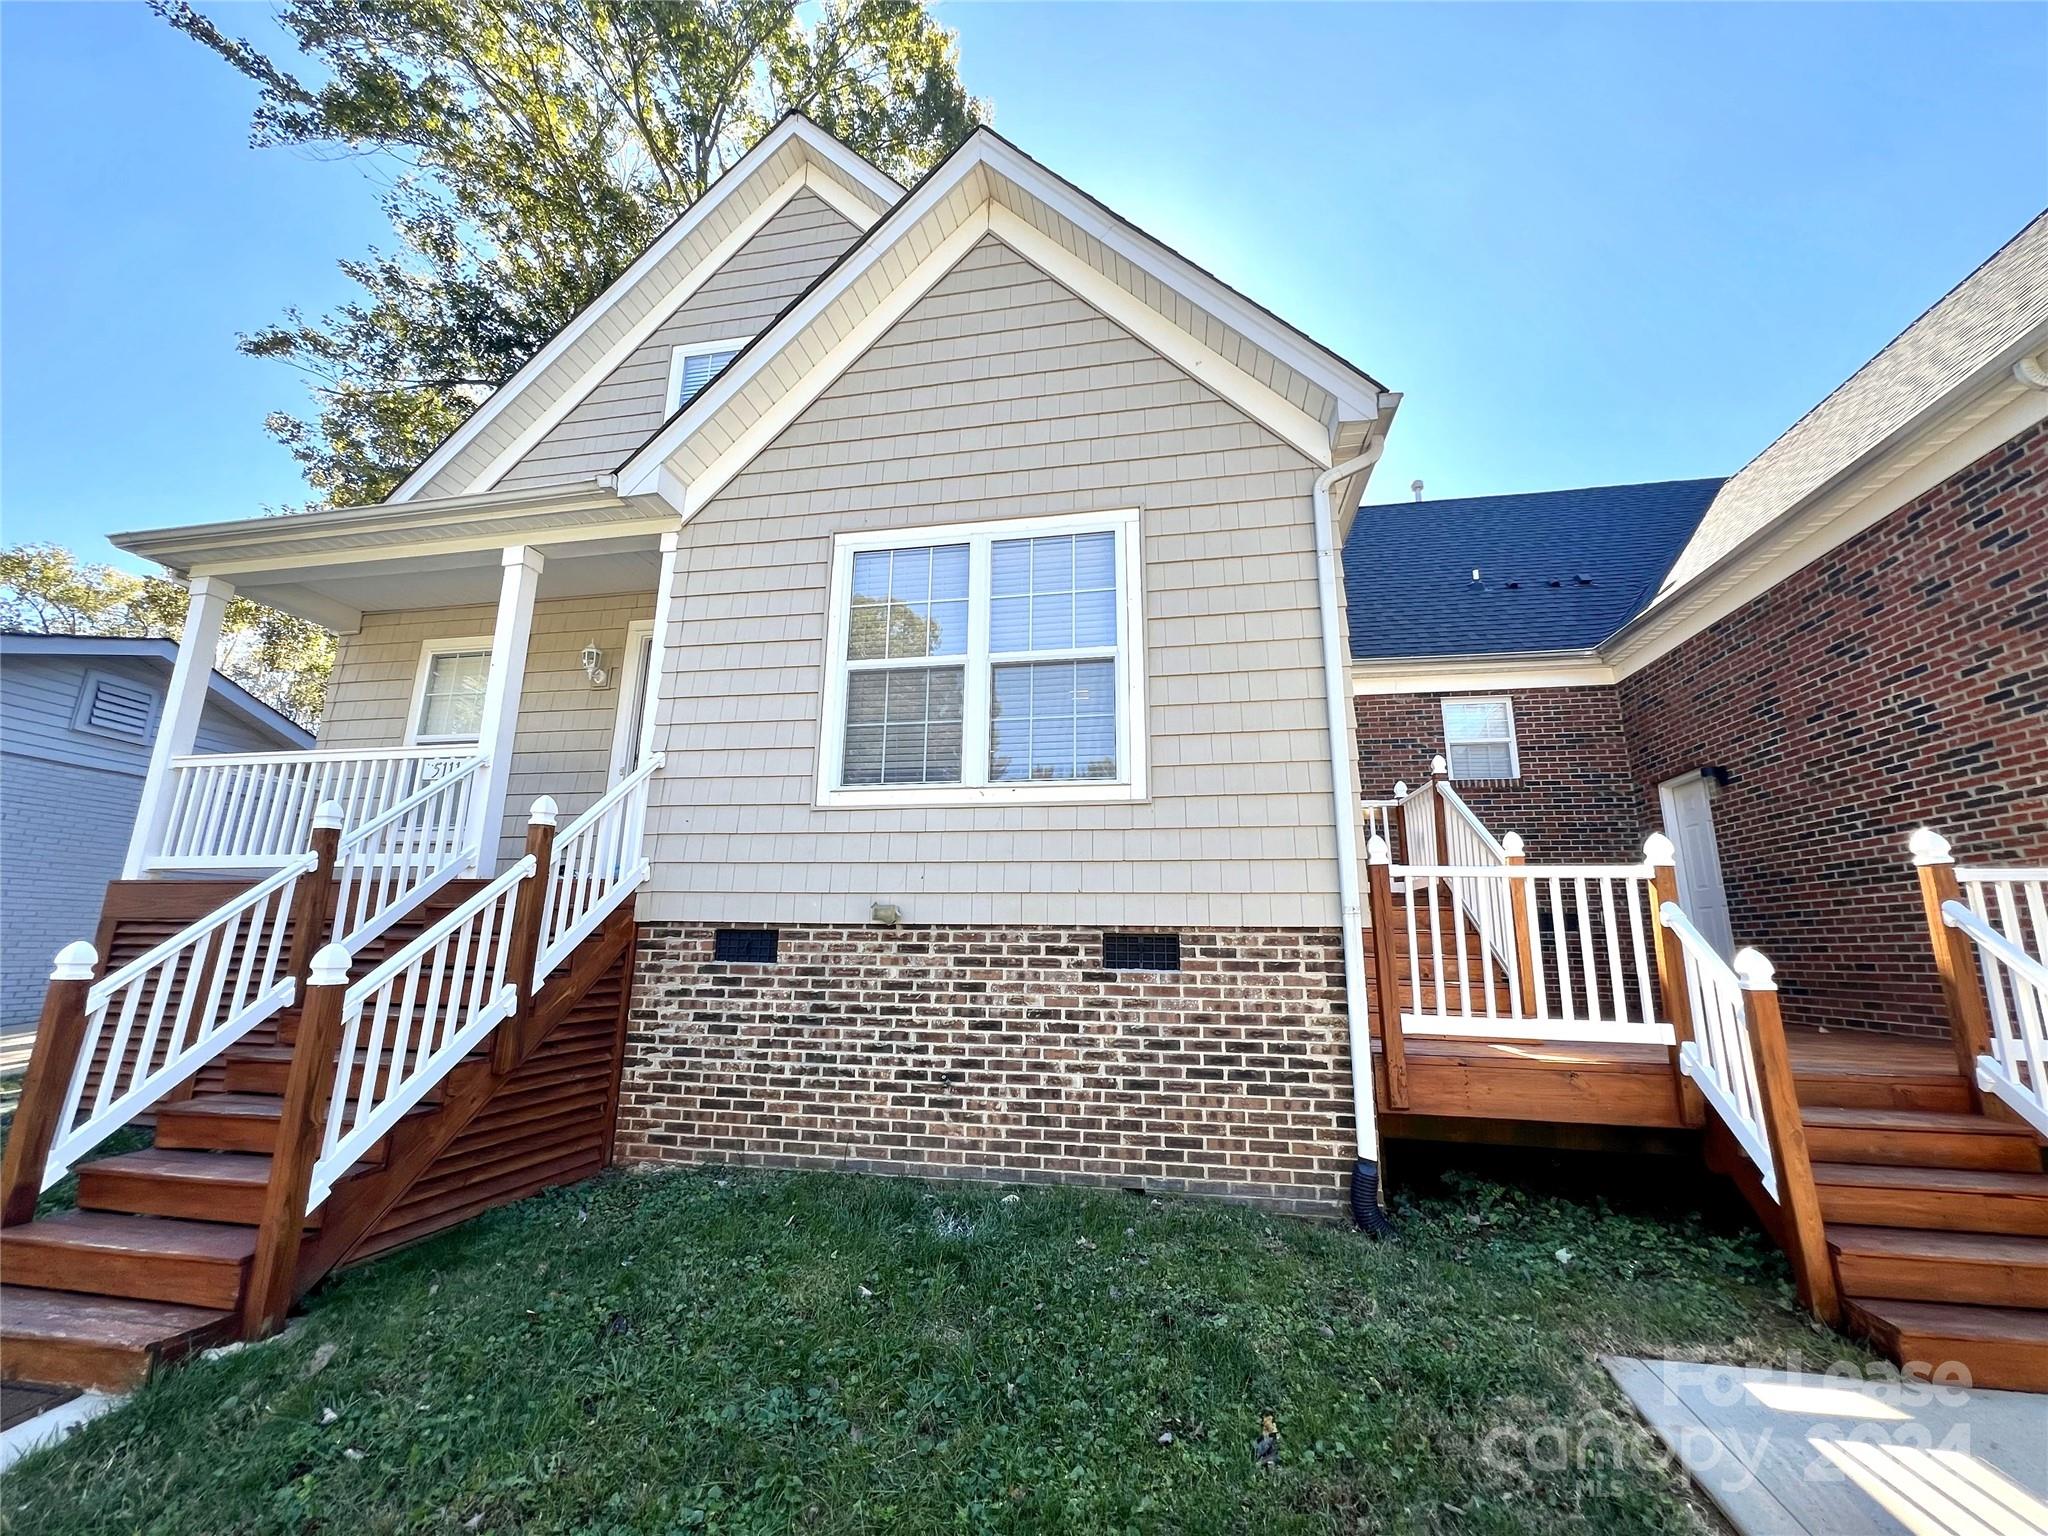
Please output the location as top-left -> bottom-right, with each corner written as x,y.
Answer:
1343,478 -> 1722,660
614,124 -> 1391,511
387,115 -> 903,504
0,633 -> 316,747
1654,210 -> 2048,602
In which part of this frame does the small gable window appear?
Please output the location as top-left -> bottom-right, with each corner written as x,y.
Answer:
74,670 -> 159,742
1442,697 -> 1518,781
666,338 -> 748,413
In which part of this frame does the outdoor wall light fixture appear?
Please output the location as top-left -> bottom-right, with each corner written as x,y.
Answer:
580,641 -> 610,688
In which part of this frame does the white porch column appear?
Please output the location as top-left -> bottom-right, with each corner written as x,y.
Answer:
123,573 -> 234,878
469,545 -> 544,874
636,529 -> 681,765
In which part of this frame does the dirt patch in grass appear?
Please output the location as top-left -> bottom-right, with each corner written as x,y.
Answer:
1,1164 -> 1869,1534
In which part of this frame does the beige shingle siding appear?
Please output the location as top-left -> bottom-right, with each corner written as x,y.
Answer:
413,137 -> 819,499
320,593 -> 654,864
496,191 -> 859,494
640,233 -> 1340,928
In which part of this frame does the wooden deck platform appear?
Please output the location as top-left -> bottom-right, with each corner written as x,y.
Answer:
1372,1026 -> 1962,1141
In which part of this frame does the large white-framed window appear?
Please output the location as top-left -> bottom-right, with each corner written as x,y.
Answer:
1441,695 -> 1519,781
817,509 -> 1147,808
666,336 -> 750,413
405,636 -> 494,746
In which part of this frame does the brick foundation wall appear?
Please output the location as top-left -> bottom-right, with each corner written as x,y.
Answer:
1356,686 -> 1644,863
616,924 -> 1357,1216
1618,419 -> 2048,1037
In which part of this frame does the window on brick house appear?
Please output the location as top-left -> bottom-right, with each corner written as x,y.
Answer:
817,510 -> 1147,808
1442,697 -> 1519,780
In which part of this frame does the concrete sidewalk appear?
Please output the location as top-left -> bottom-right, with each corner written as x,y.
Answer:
1606,1356 -> 2048,1535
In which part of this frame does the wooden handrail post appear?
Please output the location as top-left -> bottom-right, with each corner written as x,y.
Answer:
1910,829 -> 1992,1112
1366,835 -> 1410,1110
287,798 -> 346,985
1645,833 -> 1706,1127
243,943 -> 350,1338
1737,950 -> 1841,1327
495,797 -> 558,1073
0,943 -> 98,1226
1502,831 -> 1538,1009
1428,755 -> 1450,863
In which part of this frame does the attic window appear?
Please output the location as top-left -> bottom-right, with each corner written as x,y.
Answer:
73,670 -> 159,742
667,337 -> 748,412
1442,697 -> 1519,781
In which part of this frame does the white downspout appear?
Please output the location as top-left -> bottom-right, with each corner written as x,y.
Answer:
1312,436 -> 1393,1231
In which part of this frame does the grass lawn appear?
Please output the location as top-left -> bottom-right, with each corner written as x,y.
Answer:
2,1162 -> 1867,1534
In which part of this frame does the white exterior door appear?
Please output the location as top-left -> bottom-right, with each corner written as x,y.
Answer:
1660,771 -> 1734,958
609,621 -> 657,780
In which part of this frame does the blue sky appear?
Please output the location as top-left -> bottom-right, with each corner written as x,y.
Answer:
3,3 -> 2044,570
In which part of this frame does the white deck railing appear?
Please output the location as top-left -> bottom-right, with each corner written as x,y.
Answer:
1390,851 -> 1671,1045
536,756 -> 660,983
1661,902 -> 1778,1200
40,854 -> 316,1187
1957,865 -> 2048,972
152,746 -> 473,871
331,755 -> 486,951
1943,897 -> 2048,1138
307,857 -> 530,1209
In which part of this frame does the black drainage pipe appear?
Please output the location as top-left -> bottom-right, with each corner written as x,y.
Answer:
1350,1159 -> 1397,1238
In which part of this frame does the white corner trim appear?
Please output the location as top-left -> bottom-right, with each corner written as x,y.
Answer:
986,206 -> 1333,467
813,507 -> 1148,810
1352,654 -> 1616,694
464,173 -> 815,496
402,634 -> 494,746
1604,381 -> 2048,679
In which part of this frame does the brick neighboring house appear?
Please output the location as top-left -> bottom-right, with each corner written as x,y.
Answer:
1346,212 -> 2048,1039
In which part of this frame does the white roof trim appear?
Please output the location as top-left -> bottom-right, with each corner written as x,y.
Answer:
387,116 -> 900,505
1352,651 -> 1616,694
616,129 -> 1385,503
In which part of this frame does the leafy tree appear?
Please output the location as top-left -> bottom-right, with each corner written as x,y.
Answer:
0,544 -> 334,728
157,0 -> 987,507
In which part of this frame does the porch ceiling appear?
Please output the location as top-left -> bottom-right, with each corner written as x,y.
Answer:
207,533 -> 661,632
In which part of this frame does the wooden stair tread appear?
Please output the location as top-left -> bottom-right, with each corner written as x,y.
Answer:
2,1209 -> 259,1263
160,1093 -> 285,1122
82,1149 -> 276,1187
0,1285 -> 232,1350
1813,1163 -> 2048,1195
1826,1225 -> 2048,1265
1803,1106 -> 2038,1137
1847,1297 -> 2048,1345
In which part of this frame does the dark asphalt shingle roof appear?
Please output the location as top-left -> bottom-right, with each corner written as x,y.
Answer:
1343,478 -> 1723,659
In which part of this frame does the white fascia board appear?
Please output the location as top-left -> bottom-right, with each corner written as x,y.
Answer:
974,134 -> 1383,423
386,116 -> 893,505
1352,652 -> 1616,694
987,207 -> 1334,467
1603,377 -> 2048,680
189,514 -> 680,581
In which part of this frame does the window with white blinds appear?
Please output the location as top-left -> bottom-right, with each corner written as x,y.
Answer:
1441,697 -> 1519,780
666,338 -> 748,413
73,671 -> 159,741
819,510 -> 1147,806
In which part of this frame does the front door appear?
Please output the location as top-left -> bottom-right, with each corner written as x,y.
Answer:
1659,771 -> 1734,958
609,621 -> 657,780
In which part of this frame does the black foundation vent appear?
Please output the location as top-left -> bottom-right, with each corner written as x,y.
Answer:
713,928 -> 779,964
1102,933 -> 1180,971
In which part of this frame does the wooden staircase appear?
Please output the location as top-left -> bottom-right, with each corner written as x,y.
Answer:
0,776 -> 649,1393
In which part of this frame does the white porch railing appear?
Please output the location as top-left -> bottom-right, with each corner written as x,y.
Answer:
331,756 -> 487,951
1662,902 -> 1778,1199
1388,850 -> 1670,1045
307,858 -> 529,1210
1957,865 -> 2048,972
40,854 -> 315,1187
1943,897 -> 2048,1138
152,747 -> 473,871
536,755 -> 660,983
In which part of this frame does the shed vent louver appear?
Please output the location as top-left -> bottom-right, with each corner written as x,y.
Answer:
1103,933 -> 1181,971
75,673 -> 158,741
713,928 -> 779,964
